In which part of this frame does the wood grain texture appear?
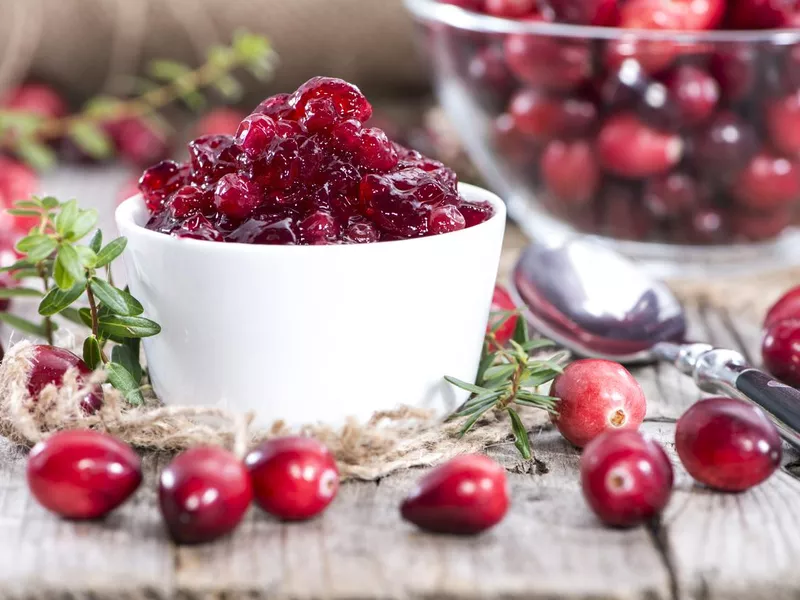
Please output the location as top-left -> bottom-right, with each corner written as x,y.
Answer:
0,168 -> 797,598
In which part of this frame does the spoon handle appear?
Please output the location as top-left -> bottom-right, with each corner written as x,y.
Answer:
658,342 -> 800,448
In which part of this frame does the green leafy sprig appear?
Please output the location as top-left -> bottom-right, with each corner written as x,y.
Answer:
1,196 -> 161,405
0,31 -> 276,170
445,312 -> 568,459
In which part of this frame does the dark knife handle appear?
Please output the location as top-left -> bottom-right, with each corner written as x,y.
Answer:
734,369 -> 800,447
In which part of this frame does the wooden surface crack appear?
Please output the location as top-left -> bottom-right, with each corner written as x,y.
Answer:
647,518 -> 680,600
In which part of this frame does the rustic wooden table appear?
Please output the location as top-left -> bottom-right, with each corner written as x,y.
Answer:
0,168 -> 797,599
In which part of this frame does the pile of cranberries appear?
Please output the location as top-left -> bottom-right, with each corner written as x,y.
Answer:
762,285 -> 800,387
435,0 -> 800,244
139,77 -> 493,245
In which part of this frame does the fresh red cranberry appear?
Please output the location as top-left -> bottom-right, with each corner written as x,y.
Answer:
509,90 -> 597,142
541,0 -> 620,24
298,210 -> 340,244
766,91 -> 800,156
762,319 -> 800,387
484,0 -> 537,17
643,171 -> 698,218
214,173 -> 261,220
581,430 -> 673,528
709,45 -> 758,103
486,285 -> 518,347
540,139 -> 599,207
693,111 -> 758,177
601,186 -> 654,241
358,128 -> 399,171
685,207 -> 727,244
597,113 -> 683,178
343,221 -> 379,243
439,0 -> 483,9
0,83 -> 67,118
27,345 -> 103,414
400,454 -> 509,535
605,39 -> 678,76
619,0 -> 724,30
727,0 -> 798,28
764,286 -> 800,328
172,215 -> 225,242
290,77 -> 372,124
504,34 -> 591,92
429,205 -> 466,235
0,158 -> 39,231
676,397 -> 782,492
245,437 -> 339,521
459,200 -> 494,227
194,108 -> 246,137
235,114 -> 277,158
27,430 -> 142,520
468,45 -> 514,97
733,152 -> 800,211
730,207 -> 792,242
159,446 -> 252,544
139,160 -> 189,212
108,117 -> 169,167
551,359 -> 646,448
663,65 -> 719,127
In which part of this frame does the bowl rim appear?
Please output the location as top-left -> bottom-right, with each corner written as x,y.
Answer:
404,0 -> 800,43
115,181 -> 506,254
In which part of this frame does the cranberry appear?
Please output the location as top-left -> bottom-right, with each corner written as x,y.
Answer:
663,65 -> 719,127
596,113 -> 683,178
581,430 -> 673,528
762,319 -> 800,387
643,172 -> 698,218
619,0 -> 724,30
540,139 -> 599,207
235,114 -> 277,158
188,135 -> 240,182
245,437 -> 339,520
440,0 -> 483,9
551,359 -> 646,448
484,0 -> 537,17
254,93 -> 292,118
427,204 -> 465,234
676,397 -> 782,492
504,34 -> 591,92
139,160 -> 189,212
343,221 -> 379,243
605,39 -> 678,76
459,200 -> 494,227
766,91 -> 800,156
159,446 -> 252,544
168,185 -> 210,219
487,285 -> 518,347
290,77 -> 372,124
194,108 -> 246,137
601,187 -> 654,241
400,454 -> 509,535
172,215 -> 224,242
357,128 -> 399,171
226,213 -> 298,245
685,207 -> 727,244
542,0 -> 620,24
709,45 -> 758,103
0,158 -> 39,231
298,210 -> 340,244
733,152 -> 800,211
509,90 -> 597,142
27,345 -> 103,414
0,83 -> 67,118
693,112 -> 758,177
727,0 -> 798,28
27,430 -> 142,520
331,119 -> 363,153
214,173 -> 261,220
730,207 -> 793,242
108,118 -> 169,167
764,285 -> 800,328
468,45 -> 514,99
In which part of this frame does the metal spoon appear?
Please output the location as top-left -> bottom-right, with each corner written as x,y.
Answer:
510,236 -> 800,447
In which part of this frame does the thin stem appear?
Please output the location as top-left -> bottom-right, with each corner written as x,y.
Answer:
85,281 -> 108,363
36,262 -> 53,345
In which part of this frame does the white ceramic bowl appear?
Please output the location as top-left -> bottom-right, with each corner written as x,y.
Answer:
115,184 -> 506,427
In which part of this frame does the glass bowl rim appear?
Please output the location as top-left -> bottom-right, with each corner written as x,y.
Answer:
404,0 -> 800,43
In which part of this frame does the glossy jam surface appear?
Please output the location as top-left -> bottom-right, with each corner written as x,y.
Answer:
140,78 -> 493,245
27,430 -> 142,520
675,397 -> 782,492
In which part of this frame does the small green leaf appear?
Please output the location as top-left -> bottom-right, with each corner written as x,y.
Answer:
13,200 -> 42,209
507,408 -> 532,460
38,283 -> 85,316
443,375 -> 487,395
75,246 -> 97,268
78,307 -> 93,328
488,311 -> 517,335
16,138 -> 56,171
90,278 -> 143,316
111,344 -> 142,383
83,335 -> 103,370
213,75 -> 243,100
512,313 -> 529,346
10,269 -> 40,280
0,312 -> 49,337
98,314 -> 160,338
450,392 -> 502,420
16,235 -> 57,262
522,338 -> 556,352
55,245 -> 84,289
66,208 -> 99,241
483,364 -> 516,381
0,287 -> 41,298
0,258 -> 35,273
41,197 -> 59,210
67,122 -> 113,160
59,307 -> 86,327
148,59 -> 191,81
94,238 -> 127,268
458,403 -> 494,437
476,343 -> 495,386
105,362 -> 145,406
55,199 -> 79,237
6,209 -> 40,217
89,230 -> 103,253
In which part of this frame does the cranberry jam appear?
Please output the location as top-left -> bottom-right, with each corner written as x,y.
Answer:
140,77 -> 493,245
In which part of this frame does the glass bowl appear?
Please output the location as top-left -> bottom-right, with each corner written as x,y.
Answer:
404,0 -> 800,278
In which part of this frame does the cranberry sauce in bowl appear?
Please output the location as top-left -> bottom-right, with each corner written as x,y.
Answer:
139,77 -> 493,246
